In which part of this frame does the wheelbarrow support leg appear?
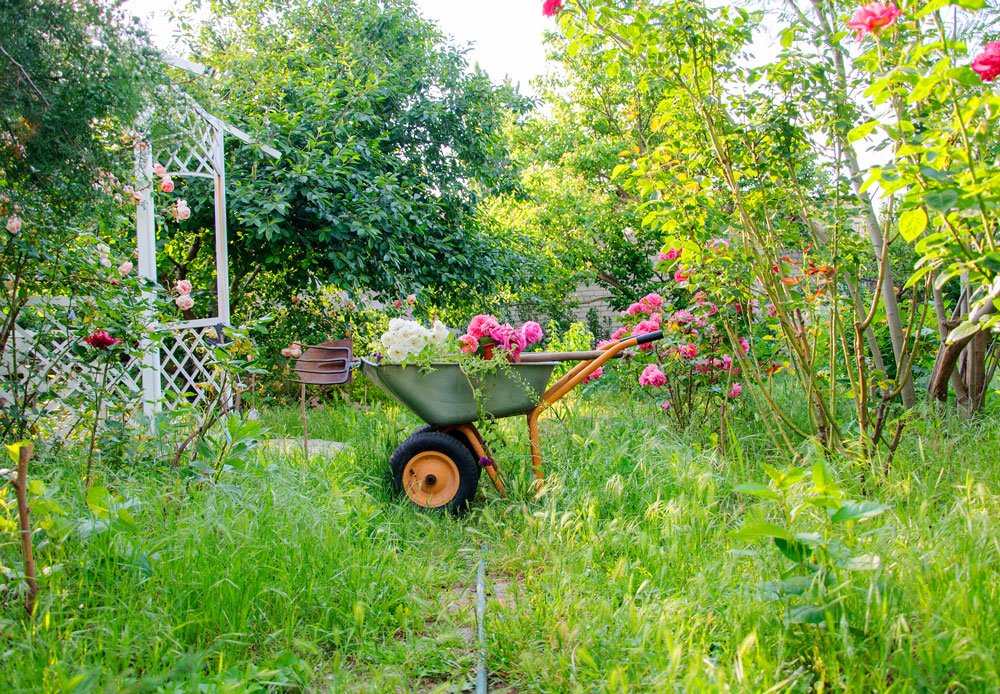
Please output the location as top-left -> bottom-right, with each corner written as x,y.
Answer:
455,424 -> 507,498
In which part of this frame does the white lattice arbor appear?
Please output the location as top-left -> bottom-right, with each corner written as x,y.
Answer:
137,56 -> 279,415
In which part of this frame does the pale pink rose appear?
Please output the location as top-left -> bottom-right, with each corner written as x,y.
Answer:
174,200 -> 191,221
847,3 -> 901,40
639,364 -> 667,387
728,382 -> 743,399
160,178 -> 174,193
288,342 -> 303,358
281,347 -> 293,357
154,163 -> 166,176
458,334 -> 479,353
406,294 -> 417,304
5,215 -> 21,235
175,294 -> 194,311
175,279 -> 192,295
118,261 -> 133,276
467,314 -> 500,340
520,321 -> 543,345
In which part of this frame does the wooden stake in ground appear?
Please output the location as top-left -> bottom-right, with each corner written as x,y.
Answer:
13,443 -> 38,615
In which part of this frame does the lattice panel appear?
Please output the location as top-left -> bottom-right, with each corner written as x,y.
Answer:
159,325 -> 226,409
0,306 -> 144,436
151,91 -> 221,178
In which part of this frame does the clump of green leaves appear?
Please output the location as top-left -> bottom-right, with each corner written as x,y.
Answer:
735,460 -> 889,627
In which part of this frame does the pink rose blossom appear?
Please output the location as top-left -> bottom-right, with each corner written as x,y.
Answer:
610,327 -> 630,341
154,163 -> 166,176
704,303 -> 718,317
678,343 -> 698,360
659,247 -> 682,261
972,42 -> 1000,82
846,3 -> 902,39
674,267 -> 690,283
467,314 -> 500,340
5,215 -> 21,235
622,302 -> 645,317
739,337 -> 751,355
490,324 -> 527,356
661,401 -> 672,412
118,261 -> 133,276
160,178 -> 174,193
767,303 -> 778,317
174,200 -> 190,221
175,279 -> 192,295
672,309 -> 694,324
520,320 -> 544,345
714,354 -> 734,372
542,0 -> 562,17
639,364 -> 667,387
175,294 -> 194,311
459,334 -> 479,353
693,291 -> 708,305
582,366 -> 603,384
728,382 -> 743,399
640,293 -> 664,312
597,339 -> 614,349
633,317 -> 661,336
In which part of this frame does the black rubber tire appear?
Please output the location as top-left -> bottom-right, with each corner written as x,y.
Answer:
410,424 -> 479,459
389,431 -> 481,514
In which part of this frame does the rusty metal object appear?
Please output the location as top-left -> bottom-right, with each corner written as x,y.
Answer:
294,339 -> 353,385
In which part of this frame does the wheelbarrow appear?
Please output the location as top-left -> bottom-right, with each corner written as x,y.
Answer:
362,330 -> 664,513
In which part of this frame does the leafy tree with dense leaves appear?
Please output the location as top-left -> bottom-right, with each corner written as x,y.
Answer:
169,0 -> 531,313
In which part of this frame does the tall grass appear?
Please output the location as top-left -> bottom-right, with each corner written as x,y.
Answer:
1,389 -> 998,691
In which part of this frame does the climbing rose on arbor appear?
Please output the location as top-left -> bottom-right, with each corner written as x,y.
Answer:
542,0 -> 562,17
846,3 -> 901,39
972,42 -> 1000,82
175,279 -> 192,295
84,331 -> 121,350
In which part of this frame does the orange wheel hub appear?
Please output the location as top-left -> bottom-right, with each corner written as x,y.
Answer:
402,451 -> 460,508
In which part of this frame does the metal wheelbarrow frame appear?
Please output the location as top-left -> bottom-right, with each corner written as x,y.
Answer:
362,330 -> 664,513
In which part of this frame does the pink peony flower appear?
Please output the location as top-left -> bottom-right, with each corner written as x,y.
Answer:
639,364 -> 667,387
582,366 -> 603,384
467,314 -> 500,340
610,327 -> 630,341
728,382 -> 743,399
739,336 -> 751,355
542,0 -> 562,17
84,330 -> 121,350
459,334 -> 479,353
175,294 -> 194,311
846,3 -> 901,39
674,267 -> 690,283
118,261 -> 133,276
175,279 -> 192,295
154,163 -> 166,176
5,215 -> 21,235
659,247 -> 682,261
640,293 -> 664,312
520,320 -> 544,345
678,343 -> 698,360
160,177 -> 174,193
972,42 -> 1000,82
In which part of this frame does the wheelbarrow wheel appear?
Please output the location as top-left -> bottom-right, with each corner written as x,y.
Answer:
390,431 -> 481,514
410,424 -> 478,459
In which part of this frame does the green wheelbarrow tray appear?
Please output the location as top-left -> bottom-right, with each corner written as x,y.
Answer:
361,358 -> 560,426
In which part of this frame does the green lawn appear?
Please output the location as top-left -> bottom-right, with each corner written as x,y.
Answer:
2,391 -> 998,691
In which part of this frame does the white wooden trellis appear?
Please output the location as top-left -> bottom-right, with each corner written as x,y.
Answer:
136,56 -> 280,415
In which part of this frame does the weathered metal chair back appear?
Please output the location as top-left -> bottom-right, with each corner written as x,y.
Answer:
292,339 -> 353,454
294,340 -> 353,386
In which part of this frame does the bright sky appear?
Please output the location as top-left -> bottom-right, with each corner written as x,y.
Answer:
123,0 -> 553,95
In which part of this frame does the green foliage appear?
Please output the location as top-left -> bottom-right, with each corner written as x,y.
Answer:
179,0 -> 531,301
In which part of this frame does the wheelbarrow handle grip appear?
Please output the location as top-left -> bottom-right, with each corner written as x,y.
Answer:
634,330 -> 664,345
